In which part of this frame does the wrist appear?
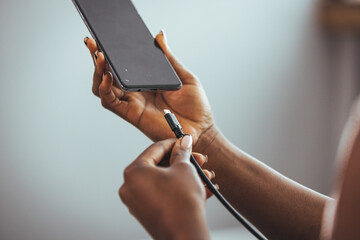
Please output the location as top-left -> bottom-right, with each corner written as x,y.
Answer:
194,125 -> 232,160
194,124 -> 221,153
166,206 -> 209,240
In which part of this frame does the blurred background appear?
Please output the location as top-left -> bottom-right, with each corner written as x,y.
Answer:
1,0 -> 359,239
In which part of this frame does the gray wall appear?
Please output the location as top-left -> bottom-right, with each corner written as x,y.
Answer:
0,0 -> 358,239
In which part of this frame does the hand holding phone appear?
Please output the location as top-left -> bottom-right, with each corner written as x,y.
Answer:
73,0 -> 181,91
85,31 -> 217,153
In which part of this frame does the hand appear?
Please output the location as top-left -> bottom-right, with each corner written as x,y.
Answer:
84,31 -> 218,152
119,135 -> 212,240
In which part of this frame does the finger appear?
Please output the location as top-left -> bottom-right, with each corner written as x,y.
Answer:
83,36 -> 89,47
203,169 -> 215,180
111,86 -> 125,99
155,30 -> 198,84
192,153 -> 208,167
132,138 -> 178,167
92,51 -> 106,96
202,170 -> 215,199
99,72 -> 128,116
205,186 -> 213,199
84,37 -> 98,63
206,183 -> 219,199
169,135 -> 193,165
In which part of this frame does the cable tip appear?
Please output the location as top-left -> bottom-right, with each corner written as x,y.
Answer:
163,109 -> 171,115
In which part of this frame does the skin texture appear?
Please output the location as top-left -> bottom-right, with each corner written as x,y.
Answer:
85,32 -> 215,153
84,31 -> 359,239
320,98 -> 360,240
119,136 -> 210,240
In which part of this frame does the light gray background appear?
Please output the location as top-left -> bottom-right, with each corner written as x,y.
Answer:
0,0 -> 359,239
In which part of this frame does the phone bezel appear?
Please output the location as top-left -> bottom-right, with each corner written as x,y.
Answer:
72,0 -> 182,92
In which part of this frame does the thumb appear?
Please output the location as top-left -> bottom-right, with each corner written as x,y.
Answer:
169,135 -> 193,165
155,30 -> 195,84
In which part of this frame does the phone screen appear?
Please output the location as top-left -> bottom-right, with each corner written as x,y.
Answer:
73,0 -> 182,91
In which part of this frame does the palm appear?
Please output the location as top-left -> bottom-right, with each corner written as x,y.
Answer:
87,32 -> 214,150
122,79 -> 213,146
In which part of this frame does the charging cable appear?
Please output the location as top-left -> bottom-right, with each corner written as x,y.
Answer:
163,109 -> 266,240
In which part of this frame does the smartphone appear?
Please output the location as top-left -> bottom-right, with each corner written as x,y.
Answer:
72,0 -> 182,91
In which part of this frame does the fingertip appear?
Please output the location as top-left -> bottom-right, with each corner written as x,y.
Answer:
86,38 -> 98,52
206,189 -> 214,199
203,170 -> 211,179
169,135 -> 193,165
84,36 -> 89,46
97,51 -> 104,60
192,153 -> 207,166
180,134 -> 193,151
155,30 -> 168,52
211,170 -> 215,178
159,29 -> 167,43
94,50 -> 98,62
95,51 -> 105,65
105,71 -> 113,83
87,38 -> 96,45
156,29 -> 164,39
94,52 -> 106,73
203,169 -> 215,180
108,71 -> 113,79
204,155 -> 209,164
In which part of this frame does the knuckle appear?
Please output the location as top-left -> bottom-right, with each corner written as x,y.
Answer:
92,86 -> 99,96
172,151 -> 185,160
123,166 -> 137,181
101,98 -> 109,109
118,185 -> 128,203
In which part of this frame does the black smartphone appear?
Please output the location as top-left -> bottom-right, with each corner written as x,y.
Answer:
72,0 -> 182,91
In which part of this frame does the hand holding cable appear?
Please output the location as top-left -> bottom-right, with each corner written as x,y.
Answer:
164,109 -> 266,240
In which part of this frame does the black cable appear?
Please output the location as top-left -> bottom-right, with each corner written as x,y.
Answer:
163,109 -> 267,240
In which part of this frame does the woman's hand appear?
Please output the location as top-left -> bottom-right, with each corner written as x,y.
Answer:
84,31 -> 218,152
119,135 -> 211,240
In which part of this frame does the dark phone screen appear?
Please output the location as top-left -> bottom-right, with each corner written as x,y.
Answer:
74,0 -> 181,90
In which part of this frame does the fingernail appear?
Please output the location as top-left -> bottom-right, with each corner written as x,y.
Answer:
203,154 -> 208,164
108,71 -> 113,79
84,36 -> 89,45
160,29 -> 167,43
203,170 -> 211,179
181,135 -> 192,150
94,50 -> 98,60
214,184 -> 219,190
211,170 -> 215,179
